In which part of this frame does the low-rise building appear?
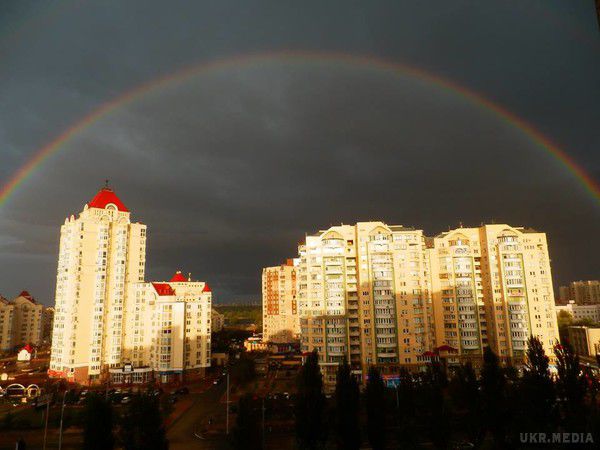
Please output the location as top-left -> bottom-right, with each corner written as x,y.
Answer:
556,303 -> 600,323
568,326 -> 600,358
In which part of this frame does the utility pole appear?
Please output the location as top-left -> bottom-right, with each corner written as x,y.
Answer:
262,396 -> 266,450
226,372 -> 230,435
58,390 -> 67,450
42,390 -> 51,450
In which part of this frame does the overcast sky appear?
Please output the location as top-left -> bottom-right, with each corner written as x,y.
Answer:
0,0 -> 598,305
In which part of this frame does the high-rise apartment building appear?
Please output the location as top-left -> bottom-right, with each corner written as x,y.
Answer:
568,280 -> 600,305
297,222 -> 434,386
49,187 -> 146,383
262,259 -> 300,343
429,224 -> 558,363
292,221 -> 560,385
49,187 -> 213,385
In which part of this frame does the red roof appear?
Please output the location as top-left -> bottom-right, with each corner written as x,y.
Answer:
22,344 -> 33,353
19,291 -> 32,299
170,271 -> 187,282
152,283 -> 175,296
202,283 -> 211,293
88,187 -> 129,212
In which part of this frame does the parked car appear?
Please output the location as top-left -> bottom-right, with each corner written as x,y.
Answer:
175,387 -> 189,395
121,396 -> 132,405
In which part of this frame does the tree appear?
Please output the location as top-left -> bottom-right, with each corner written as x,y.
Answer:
365,366 -> 386,450
481,347 -> 509,448
334,359 -> 360,450
120,394 -> 168,450
295,350 -> 327,450
449,362 -> 484,447
82,393 -> 114,450
232,394 -> 261,450
554,342 -> 587,430
422,373 -> 451,449
515,336 -> 557,437
396,368 -> 418,449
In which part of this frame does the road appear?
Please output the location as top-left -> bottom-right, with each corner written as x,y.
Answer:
167,382 -> 228,450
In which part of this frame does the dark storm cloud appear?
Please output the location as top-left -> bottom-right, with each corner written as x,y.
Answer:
0,0 -> 598,303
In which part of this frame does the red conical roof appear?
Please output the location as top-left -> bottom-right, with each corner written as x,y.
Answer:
170,271 -> 187,282
88,187 -> 129,212
202,283 -> 211,293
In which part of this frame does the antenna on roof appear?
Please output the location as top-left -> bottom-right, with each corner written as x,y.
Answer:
188,272 -> 191,282
104,179 -> 110,189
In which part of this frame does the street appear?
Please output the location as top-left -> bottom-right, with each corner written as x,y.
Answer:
167,382 -> 228,450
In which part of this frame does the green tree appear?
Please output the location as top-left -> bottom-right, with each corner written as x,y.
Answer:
481,347 -> 509,448
82,393 -> 114,450
232,394 -> 261,450
555,342 -> 587,430
295,350 -> 327,450
515,336 -> 557,437
334,359 -> 360,450
449,362 -> 484,447
120,394 -> 168,450
365,366 -> 386,450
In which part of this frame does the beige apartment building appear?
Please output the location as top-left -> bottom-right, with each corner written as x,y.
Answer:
0,292 -> 52,352
0,296 -> 14,352
262,259 -> 300,343
429,224 -> 559,364
211,308 -> 225,333
297,222 -> 434,386
293,221 -> 559,386
49,187 -> 214,385
117,271 -> 212,384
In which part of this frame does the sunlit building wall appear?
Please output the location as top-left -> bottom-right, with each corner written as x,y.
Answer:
429,225 -> 559,363
262,259 -> 300,343
49,187 -> 146,384
297,222 -> 434,386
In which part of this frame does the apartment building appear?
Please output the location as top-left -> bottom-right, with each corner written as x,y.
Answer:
297,222 -> 434,386
211,308 -> 225,333
49,187 -> 214,385
0,296 -> 14,352
292,221 -> 560,385
567,280 -> 600,305
429,225 -> 559,364
556,303 -> 600,323
262,259 -> 300,343
49,186 -> 146,383
0,292 -> 51,352
118,271 -> 212,384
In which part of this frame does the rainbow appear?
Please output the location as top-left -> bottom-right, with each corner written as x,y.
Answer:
1,51 -> 598,209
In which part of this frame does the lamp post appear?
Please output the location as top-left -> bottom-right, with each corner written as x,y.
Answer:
58,390 -> 67,450
225,372 -> 230,435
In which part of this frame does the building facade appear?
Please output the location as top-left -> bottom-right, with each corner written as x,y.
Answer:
118,271 -> 212,384
567,326 -> 600,358
211,308 -> 225,333
262,259 -> 300,343
290,221 -> 560,386
567,280 -> 600,305
429,225 -> 559,364
297,222 -> 434,386
556,303 -> 600,323
49,187 -> 212,385
0,292 -> 52,352
0,297 -> 14,352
